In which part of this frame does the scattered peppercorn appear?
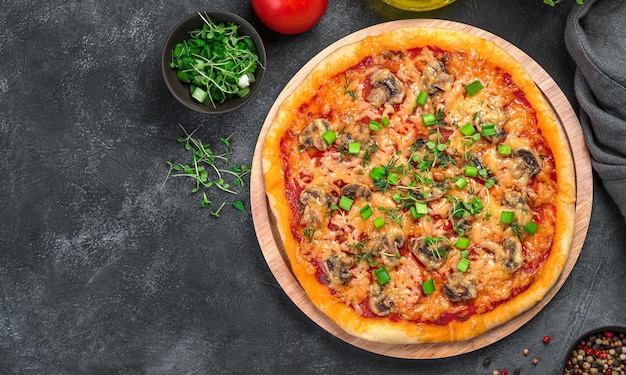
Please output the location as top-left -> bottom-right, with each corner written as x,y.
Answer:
484,357 -> 492,366
523,348 -> 529,356
564,330 -> 626,375
514,369 -> 521,375
533,358 -> 539,365
543,335 -> 551,344
501,369 -> 508,375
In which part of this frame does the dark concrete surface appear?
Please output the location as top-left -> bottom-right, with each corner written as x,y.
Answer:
1,0 -> 624,373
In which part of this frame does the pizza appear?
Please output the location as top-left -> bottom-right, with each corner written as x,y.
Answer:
261,26 -> 576,344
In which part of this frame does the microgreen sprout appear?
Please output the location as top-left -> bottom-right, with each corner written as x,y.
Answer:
161,123 -> 250,213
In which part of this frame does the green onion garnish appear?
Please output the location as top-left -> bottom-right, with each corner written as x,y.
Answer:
455,237 -> 471,249
321,129 -> 336,145
382,116 -> 390,127
369,120 -> 382,132
422,279 -> 435,294
373,217 -> 385,228
498,144 -> 512,155
465,80 -> 484,96
457,257 -> 471,273
500,211 -> 515,225
464,165 -> 478,177
481,123 -> 497,137
359,204 -> 373,220
455,177 -> 468,189
416,91 -> 428,106
339,195 -> 354,211
375,267 -> 390,286
347,142 -> 361,155
524,221 -> 539,235
387,172 -> 399,185
369,167 -> 385,180
422,113 -> 436,126
414,202 -> 428,218
460,122 -> 477,136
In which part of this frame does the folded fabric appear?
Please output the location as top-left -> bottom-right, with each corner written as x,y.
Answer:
564,0 -> 626,221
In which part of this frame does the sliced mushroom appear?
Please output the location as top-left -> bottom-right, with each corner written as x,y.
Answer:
482,238 -> 524,274
511,148 -> 542,177
369,282 -> 393,316
324,252 -> 354,286
299,188 -> 335,228
470,158 -> 495,181
421,180 -> 450,202
421,59 -> 454,94
341,183 -> 372,201
500,237 -> 524,273
501,192 -> 532,225
409,237 -> 448,271
371,226 -> 405,268
340,121 -> 371,145
299,119 -> 331,151
474,107 -> 510,143
367,69 -> 406,106
443,272 -> 477,303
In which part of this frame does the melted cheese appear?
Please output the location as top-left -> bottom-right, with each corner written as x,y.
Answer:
280,46 -> 557,324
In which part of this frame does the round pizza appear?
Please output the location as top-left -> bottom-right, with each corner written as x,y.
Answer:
262,26 -> 576,344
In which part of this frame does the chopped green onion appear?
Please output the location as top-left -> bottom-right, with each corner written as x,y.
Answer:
498,144 -> 512,155
381,116 -> 390,127
347,142 -> 361,155
375,267 -> 390,286
373,217 -> 385,228
460,249 -> 470,259
524,221 -> 539,235
457,257 -> 471,272
465,80 -> 484,96
422,113 -> 436,126
464,165 -> 479,177
369,167 -> 385,180
191,87 -> 208,103
421,279 -> 435,295
416,91 -> 428,106
359,204 -> 373,220
339,195 -> 354,211
500,211 -> 515,224
414,202 -> 428,218
460,122 -> 476,136
321,129 -> 336,145
455,177 -> 468,189
369,120 -> 382,132
455,237 -> 471,249
481,123 -> 497,137
387,172 -> 399,185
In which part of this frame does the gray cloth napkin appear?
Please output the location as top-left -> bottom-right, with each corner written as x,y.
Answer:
564,0 -> 626,220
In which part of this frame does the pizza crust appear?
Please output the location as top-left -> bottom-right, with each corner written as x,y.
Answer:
262,26 -> 576,344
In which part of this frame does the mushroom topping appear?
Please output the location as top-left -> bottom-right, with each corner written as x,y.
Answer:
323,251 -> 354,286
421,180 -> 451,202
421,59 -> 454,94
482,238 -> 524,274
369,282 -> 393,316
340,183 -> 372,201
371,226 -> 405,268
500,237 -> 524,273
299,188 -> 335,227
474,107 -> 510,143
367,69 -> 406,107
299,119 -> 331,151
501,192 -> 532,225
470,157 -> 495,181
339,121 -> 371,145
409,237 -> 448,271
511,148 -> 542,177
443,272 -> 477,303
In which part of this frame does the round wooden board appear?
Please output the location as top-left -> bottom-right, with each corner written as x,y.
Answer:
250,19 -> 593,359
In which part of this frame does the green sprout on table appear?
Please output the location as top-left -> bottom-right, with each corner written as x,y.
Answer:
161,123 -> 250,214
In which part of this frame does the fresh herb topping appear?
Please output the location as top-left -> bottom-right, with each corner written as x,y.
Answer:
421,279 -> 435,294
375,267 -> 391,285
343,74 -> 358,99
170,13 -> 261,107
303,228 -> 316,242
465,80 -> 484,96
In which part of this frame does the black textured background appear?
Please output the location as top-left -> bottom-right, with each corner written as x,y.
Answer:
1,0 -> 624,373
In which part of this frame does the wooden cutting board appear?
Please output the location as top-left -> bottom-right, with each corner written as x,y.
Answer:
250,19 -> 593,359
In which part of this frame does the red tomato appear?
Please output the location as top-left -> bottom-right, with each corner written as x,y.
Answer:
251,0 -> 328,35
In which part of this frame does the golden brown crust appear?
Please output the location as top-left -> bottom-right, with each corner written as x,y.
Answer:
262,27 -> 576,344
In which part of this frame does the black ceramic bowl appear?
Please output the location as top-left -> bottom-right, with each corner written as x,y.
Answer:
561,325 -> 626,374
162,10 -> 266,114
